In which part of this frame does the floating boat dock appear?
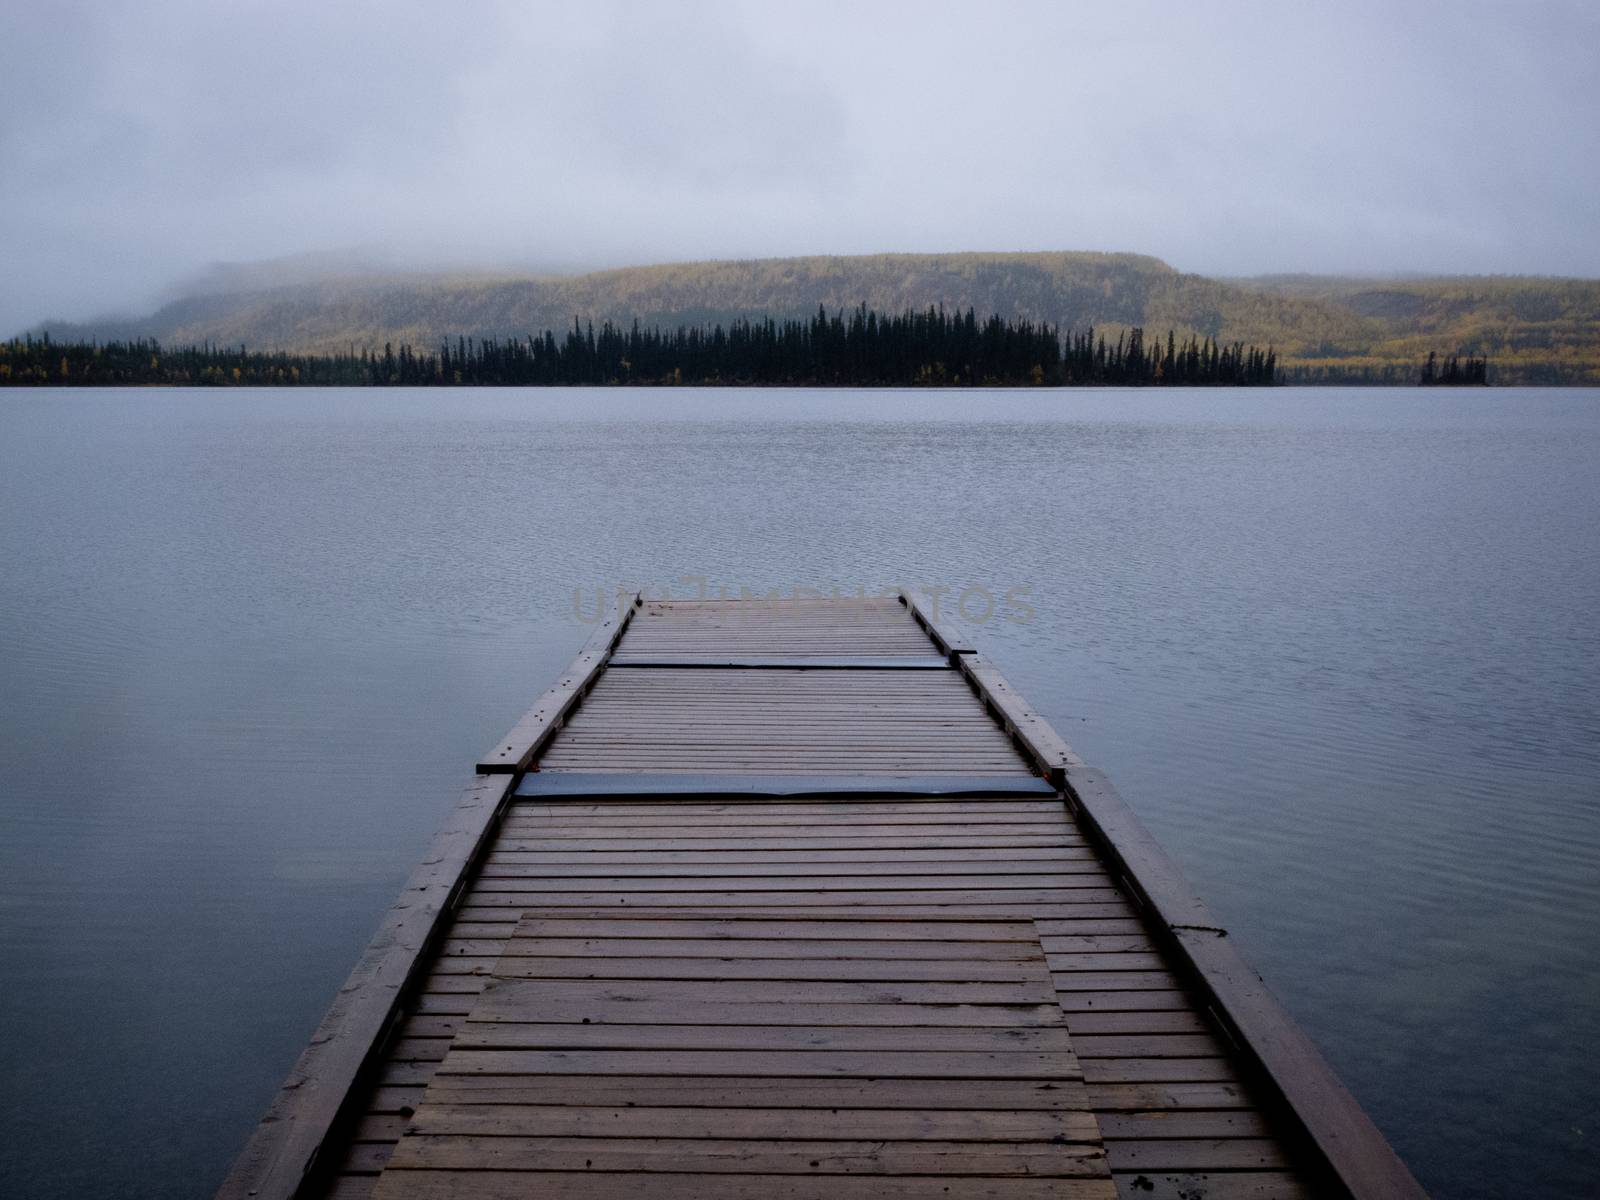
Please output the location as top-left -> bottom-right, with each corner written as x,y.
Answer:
220,595 -> 1425,1200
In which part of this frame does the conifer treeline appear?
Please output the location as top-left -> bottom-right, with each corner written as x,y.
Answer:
0,306 -> 1277,387
1279,350 -> 1492,386
1419,351 -> 1489,386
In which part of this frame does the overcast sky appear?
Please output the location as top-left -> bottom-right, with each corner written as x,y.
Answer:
3,0 -> 1597,332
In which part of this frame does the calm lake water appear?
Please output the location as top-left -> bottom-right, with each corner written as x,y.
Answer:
1,386 -> 1596,1198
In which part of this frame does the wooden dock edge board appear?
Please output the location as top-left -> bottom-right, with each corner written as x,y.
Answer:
1061,765 -> 1428,1200
214,771 -> 514,1200
218,600 -> 641,1200
925,623 -> 1424,1196
897,589 -> 975,656
476,593 -> 642,773
954,652 -> 1084,787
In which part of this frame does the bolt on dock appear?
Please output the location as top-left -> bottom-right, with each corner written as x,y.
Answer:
220,594 -> 1424,1200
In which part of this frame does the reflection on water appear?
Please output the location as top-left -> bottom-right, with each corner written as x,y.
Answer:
1,387 -> 1596,1198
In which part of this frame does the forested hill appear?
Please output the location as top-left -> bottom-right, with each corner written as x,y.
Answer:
34,252 -> 1600,384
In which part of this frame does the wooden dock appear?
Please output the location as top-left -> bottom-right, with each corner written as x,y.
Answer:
219,595 -> 1426,1200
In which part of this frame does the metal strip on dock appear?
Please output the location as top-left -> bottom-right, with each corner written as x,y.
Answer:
517,772 -> 1059,798
607,654 -> 955,668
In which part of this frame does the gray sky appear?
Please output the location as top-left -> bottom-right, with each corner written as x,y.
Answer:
3,0 -> 1597,333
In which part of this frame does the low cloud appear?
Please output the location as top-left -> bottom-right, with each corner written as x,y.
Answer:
3,0 -> 1597,333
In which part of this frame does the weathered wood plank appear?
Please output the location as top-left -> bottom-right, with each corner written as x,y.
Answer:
476,594 -> 640,773
215,772 -> 514,1200
473,861 -> 1107,880
454,908 -> 1139,928
956,652 -> 1082,786
419,1074 -> 1095,1110
1065,765 -> 1426,1199
897,588 -> 975,656
371,1172 -> 1118,1199
1088,1082 -> 1255,1111
466,997 -> 1071,1028
505,819 -> 1081,838
480,956 -> 1063,983
512,921 -> 1062,940
1050,969 -> 1186,991
1081,1058 -> 1237,1084
1072,1033 -> 1229,1057
499,916 -> 1058,940
454,976 -> 1063,1005
403,1104 -> 1101,1142
383,1135 -> 1108,1175
450,1023 -> 1080,1053
1053,990 -> 1197,1013
1106,1138 -> 1289,1171
1110,1173 -> 1312,1200
468,872 -> 1111,893
1097,1110 -> 1271,1139
484,935 -> 1050,959
486,838 -> 1088,857
1060,1010 -> 1208,1034
458,887 -> 1126,908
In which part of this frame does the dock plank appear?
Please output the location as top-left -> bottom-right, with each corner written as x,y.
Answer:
371,1173 -> 1118,1199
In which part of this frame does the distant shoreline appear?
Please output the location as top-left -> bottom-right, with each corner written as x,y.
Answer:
0,380 -> 1516,390
2,311 -> 1282,389
28,251 -> 1596,386
11,316 -> 1535,389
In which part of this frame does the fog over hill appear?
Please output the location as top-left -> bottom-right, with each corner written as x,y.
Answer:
8,3 -> 1597,350
35,251 -> 1600,385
